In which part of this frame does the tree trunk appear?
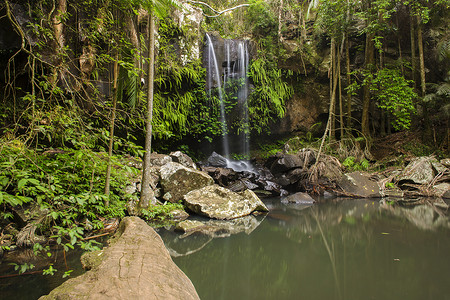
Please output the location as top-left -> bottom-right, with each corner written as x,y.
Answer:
51,0 -> 67,85
345,34 -> 352,131
410,12 -> 416,88
338,44 -> 344,139
139,12 -> 156,209
362,32 -> 374,138
417,17 -> 426,98
53,0 -> 66,49
104,50 -> 119,201
417,15 -> 431,140
396,15 -> 404,75
278,0 -> 284,43
329,38 -> 338,141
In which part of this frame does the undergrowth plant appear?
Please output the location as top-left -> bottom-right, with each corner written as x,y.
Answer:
0,141 -> 134,251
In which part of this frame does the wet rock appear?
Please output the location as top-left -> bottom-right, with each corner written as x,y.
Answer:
268,153 -> 304,175
205,151 -> 228,167
160,162 -> 214,203
286,168 -> 307,185
275,175 -> 291,187
183,185 -> 268,219
258,180 -> 283,196
40,217 -> 200,300
337,172 -> 381,198
201,166 -> 238,186
228,178 -> 259,192
281,192 -> 315,204
397,156 -> 445,185
241,178 -> 259,190
227,180 -> 246,192
170,151 -> 197,169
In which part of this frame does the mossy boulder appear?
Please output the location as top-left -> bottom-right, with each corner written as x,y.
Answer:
160,162 -> 214,203
183,185 -> 269,219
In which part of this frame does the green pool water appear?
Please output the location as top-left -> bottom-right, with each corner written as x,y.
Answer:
159,198 -> 450,300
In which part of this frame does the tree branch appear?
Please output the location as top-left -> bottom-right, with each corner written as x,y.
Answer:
186,0 -> 249,18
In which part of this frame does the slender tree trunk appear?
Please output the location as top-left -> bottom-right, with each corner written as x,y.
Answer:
329,38 -> 338,141
51,0 -> 67,85
396,15 -> 404,75
417,17 -> 426,98
300,5 -> 307,45
345,34 -> 352,131
104,50 -> 119,201
380,110 -> 386,136
362,32 -> 374,138
417,15 -> 431,140
278,0 -> 284,43
53,0 -> 66,49
410,12 -> 416,88
139,12 -> 156,209
338,45 -> 344,139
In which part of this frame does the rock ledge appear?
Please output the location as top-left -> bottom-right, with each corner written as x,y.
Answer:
39,217 -> 199,300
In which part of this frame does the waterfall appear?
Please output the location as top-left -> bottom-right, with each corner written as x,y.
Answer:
206,33 -> 230,158
205,34 -> 253,172
237,41 -> 250,159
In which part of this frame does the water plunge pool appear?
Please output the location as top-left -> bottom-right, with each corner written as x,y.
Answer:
159,198 -> 450,300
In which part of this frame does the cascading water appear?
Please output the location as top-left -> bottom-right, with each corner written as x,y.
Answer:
206,33 -> 230,159
205,34 -> 253,172
237,41 -> 250,158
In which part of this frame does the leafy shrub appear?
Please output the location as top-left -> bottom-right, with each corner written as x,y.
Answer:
342,156 -> 370,171
370,68 -> 417,130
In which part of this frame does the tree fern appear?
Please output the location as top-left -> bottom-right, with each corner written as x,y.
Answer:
248,58 -> 293,133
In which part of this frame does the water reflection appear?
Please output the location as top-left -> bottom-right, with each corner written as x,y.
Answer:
158,215 -> 265,258
0,246 -> 85,299
161,199 -> 450,300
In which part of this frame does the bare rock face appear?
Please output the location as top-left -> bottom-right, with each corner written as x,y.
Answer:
39,217 -> 199,300
183,185 -> 269,219
337,172 -> 381,198
397,156 -> 447,185
160,162 -> 214,203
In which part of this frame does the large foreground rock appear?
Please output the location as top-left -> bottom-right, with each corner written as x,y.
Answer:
397,156 -> 447,185
184,185 -> 269,219
337,172 -> 381,198
160,162 -> 214,203
39,217 -> 199,300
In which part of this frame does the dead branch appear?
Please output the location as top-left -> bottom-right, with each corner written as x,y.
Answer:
186,0 -> 249,18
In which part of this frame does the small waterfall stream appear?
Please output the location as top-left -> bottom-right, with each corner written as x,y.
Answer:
205,34 -> 251,170
206,33 -> 230,159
